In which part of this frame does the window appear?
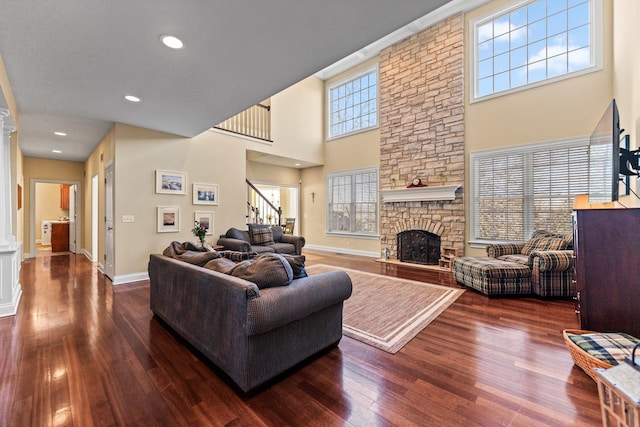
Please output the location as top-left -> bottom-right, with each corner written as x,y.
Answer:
327,66 -> 378,139
470,138 -> 589,243
327,168 -> 378,235
471,0 -> 602,101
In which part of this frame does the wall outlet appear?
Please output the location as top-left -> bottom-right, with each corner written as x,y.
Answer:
122,215 -> 135,223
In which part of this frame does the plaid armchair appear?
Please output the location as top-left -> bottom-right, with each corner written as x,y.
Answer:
486,230 -> 575,297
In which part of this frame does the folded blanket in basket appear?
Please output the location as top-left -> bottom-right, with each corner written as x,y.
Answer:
567,332 -> 640,365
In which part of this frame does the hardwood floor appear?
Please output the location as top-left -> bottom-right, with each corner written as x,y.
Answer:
0,249 -> 602,426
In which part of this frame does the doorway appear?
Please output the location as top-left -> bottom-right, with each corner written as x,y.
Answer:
30,179 -> 81,257
91,174 -> 98,262
103,162 -> 115,279
254,183 -> 299,233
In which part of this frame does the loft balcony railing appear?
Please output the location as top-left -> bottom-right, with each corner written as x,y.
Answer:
214,103 -> 272,142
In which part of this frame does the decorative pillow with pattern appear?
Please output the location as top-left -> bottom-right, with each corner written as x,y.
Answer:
521,236 -> 569,255
230,253 -> 293,289
248,224 -> 274,246
281,254 -> 308,279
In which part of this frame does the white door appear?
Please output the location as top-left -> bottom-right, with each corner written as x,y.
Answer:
69,184 -> 77,253
104,164 -> 115,279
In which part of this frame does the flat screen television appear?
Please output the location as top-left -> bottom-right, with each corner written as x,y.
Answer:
588,99 -> 620,203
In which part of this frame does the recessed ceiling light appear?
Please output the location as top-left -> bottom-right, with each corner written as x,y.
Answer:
52,149 -> 62,154
295,163 -> 301,166
125,95 -> 141,103
54,131 -> 67,136
161,35 -> 184,49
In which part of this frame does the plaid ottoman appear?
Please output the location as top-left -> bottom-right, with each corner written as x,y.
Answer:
453,256 -> 532,296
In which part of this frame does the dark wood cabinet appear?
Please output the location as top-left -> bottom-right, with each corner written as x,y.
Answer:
51,222 -> 69,252
60,184 -> 70,210
573,207 -> 640,337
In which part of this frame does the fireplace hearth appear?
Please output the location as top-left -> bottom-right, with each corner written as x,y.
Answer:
397,230 -> 441,265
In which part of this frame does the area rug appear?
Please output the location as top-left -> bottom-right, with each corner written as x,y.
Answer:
306,264 -> 464,354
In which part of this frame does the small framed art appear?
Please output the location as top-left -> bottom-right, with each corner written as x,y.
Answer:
156,170 -> 187,195
194,211 -> 214,235
193,183 -> 219,205
157,206 -> 180,232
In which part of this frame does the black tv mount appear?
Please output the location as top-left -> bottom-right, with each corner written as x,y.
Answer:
620,147 -> 640,176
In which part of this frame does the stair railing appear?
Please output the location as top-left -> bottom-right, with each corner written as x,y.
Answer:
246,179 -> 282,226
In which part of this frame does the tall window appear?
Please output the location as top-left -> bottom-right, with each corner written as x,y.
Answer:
327,66 -> 378,139
327,168 -> 378,235
470,138 -> 589,243
471,0 -> 601,101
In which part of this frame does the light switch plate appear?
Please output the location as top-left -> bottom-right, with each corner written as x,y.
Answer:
122,215 -> 135,223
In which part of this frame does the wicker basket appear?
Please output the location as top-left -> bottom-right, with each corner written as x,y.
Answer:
563,329 -> 613,382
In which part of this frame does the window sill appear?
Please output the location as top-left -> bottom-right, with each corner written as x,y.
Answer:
326,232 -> 380,240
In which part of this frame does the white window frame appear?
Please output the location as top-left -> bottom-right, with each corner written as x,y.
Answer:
469,0 -> 603,103
469,137 -> 590,247
326,167 -> 379,237
326,65 -> 379,140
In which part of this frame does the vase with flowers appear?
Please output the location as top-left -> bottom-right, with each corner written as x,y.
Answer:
192,220 -> 207,247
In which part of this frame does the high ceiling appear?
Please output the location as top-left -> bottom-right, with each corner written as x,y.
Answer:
0,0 -> 470,162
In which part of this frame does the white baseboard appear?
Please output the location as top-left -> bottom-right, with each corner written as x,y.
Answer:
80,249 -> 94,261
304,244 -> 378,258
112,272 -> 149,286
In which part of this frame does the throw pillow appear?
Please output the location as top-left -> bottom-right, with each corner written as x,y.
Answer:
226,227 -> 248,241
521,236 -> 569,255
230,253 -> 293,289
270,226 -> 284,243
248,224 -> 275,246
203,257 -> 237,274
281,254 -> 308,279
174,251 -> 220,266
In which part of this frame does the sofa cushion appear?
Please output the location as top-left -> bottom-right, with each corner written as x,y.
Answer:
521,236 -> 569,255
249,224 -> 275,246
203,257 -> 238,274
497,254 -> 529,265
281,254 -> 308,279
231,253 -> 293,289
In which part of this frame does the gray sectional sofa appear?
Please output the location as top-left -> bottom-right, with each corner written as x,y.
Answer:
216,224 -> 305,255
148,246 -> 352,393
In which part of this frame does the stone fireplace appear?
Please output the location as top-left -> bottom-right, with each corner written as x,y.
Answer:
378,14 -> 466,261
397,230 -> 441,265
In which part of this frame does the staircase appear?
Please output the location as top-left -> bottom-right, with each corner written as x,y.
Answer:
246,179 -> 282,226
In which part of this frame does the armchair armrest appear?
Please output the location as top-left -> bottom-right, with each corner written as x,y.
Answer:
529,250 -> 574,271
216,237 -> 252,252
279,234 -> 305,255
487,243 -> 525,258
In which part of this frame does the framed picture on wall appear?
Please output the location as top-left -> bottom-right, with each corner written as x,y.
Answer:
157,206 -> 180,232
194,211 -> 214,235
156,170 -> 187,195
193,183 -> 219,205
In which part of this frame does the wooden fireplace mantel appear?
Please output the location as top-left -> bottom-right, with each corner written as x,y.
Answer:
380,185 -> 461,203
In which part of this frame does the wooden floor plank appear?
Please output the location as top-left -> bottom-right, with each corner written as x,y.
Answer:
0,249 -> 602,426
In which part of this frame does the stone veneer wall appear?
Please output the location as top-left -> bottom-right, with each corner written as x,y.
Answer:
379,13 -> 465,259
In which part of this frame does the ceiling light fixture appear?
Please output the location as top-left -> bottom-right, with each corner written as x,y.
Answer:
125,95 -> 141,103
52,149 -> 62,154
161,35 -> 184,49
54,131 -> 67,136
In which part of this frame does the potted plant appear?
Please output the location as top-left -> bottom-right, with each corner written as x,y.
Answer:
192,220 -> 207,247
